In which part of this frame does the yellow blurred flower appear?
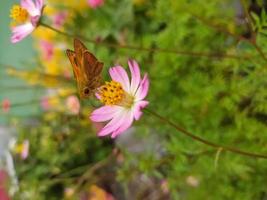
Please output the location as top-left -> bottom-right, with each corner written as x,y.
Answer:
133,0 -> 145,6
64,187 -> 75,198
14,140 -> 29,160
43,112 -> 58,121
88,185 -> 114,200
58,88 -> 75,97
33,26 -> 56,41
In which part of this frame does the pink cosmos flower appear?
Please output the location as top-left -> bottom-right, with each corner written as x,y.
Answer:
90,59 -> 149,138
87,0 -> 104,9
10,0 -> 44,43
66,95 -> 80,115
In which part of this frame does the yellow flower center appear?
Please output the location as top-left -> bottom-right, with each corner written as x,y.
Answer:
10,5 -> 29,23
99,81 -> 134,107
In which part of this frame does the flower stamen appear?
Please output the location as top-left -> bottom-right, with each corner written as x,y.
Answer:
10,5 -> 29,23
99,81 -> 134,107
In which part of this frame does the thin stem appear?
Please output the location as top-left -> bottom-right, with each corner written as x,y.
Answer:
191,10 -> 267,62
144,108 -> 267,159
239,0 -> 267,62
240,0 -> 254,34
253,42 -> 267,61
73,154 -> 112,193
39,22 -> 249,60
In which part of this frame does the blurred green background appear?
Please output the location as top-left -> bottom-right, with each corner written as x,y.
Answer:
0,0 -> 42,124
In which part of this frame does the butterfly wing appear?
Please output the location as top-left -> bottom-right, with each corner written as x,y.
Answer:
74,38 -> 87,65
83,51 -> 103,78
66,49 -> 79,79
66,39 -> 103,98
83,51 -> 103,93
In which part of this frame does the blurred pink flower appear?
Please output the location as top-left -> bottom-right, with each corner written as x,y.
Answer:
90,59 -> 149,138
63,70 -> 72,79
21,140 -> 29,159
14,140 -> 30,160
0,170 -> 10,200
53,11 -> 68,28
66,95 -> 80,115
87,0 -> 104,9
2,99 -> 11,113
160,179 -> 169,194
40,40 -> 54,61
40,96 -> 51,111
10,0 -> 44,43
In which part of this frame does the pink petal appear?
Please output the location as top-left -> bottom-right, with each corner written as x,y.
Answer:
128,59 -> 141,95
35,0 -> 44,10
21,0 -> 40,16
97,110 -> 126,137
135,73 -> 149,101
66,95 -> 80,115
40,40 -> 54,61
109,66 -> 130,92
21,140 -> 29,159
111,111 -> 134,138
88,0 -> 104,8
21,0 -> 35,11
11,23 -> 35,43
53,11 -> 68,28
95,92 -> 101,100
90,105 -> 121,122
30,15 -> 41,26
133,100 -> 149,120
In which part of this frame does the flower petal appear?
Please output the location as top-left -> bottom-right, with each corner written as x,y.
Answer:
133,100 -> 149,120
128,59 -> 141,95
30,15 -> 41,26
135,73 -> 149,101
109,66 -> 130,92
95,92 -> 101,100
97,109 -> 127,137
90,105 -> 122,122
11,23 -> 35,43
21,0 -> 35,11
35,0 -> 44,10
21,140 -> 29,159
21,0 -> 40,16
111,111 -> 134,138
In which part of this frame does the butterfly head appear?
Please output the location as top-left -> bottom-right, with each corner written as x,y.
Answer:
80,86 -> 92,98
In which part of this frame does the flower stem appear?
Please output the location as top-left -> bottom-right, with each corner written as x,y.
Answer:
192,1 -> 267,62
144,108 -> 267,159
39,22 -> 249,60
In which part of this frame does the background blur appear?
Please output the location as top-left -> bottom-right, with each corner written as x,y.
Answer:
1,0 -> 267,199
0,0 -> 39,124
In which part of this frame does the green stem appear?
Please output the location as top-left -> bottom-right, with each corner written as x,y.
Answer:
239,0 -> 267,62
39,22 -> 249,60
144,108 -> 267,159
191,4 -> 267,62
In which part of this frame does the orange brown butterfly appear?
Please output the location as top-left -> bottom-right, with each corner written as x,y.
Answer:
66,38 -> 103,98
